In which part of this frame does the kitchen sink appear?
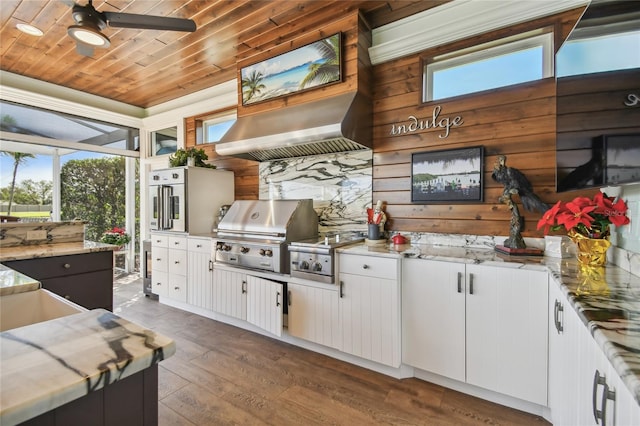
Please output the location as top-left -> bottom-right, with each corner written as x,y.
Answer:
0,289 -> 87,332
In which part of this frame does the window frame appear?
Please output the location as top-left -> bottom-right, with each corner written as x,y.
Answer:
197,109 -> 237,145
422,30 -> 554,103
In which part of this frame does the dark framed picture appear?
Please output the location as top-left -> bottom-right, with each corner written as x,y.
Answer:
411,146 -> 484,202
240,33 -> 342,105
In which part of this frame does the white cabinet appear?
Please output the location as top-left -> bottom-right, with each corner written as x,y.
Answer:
187,237 -> 214,310
575,304 -> 640,426
403,259 -> 465,381
151,232 -> 187,303
548,279 -> 581,425
338,253 -> 401,367
247,275 -> 283,337
212,268 -> 247,320
402,259 -> 548,406
288,281 -> 340,350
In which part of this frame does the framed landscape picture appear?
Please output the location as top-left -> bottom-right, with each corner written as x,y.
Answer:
411,146 -> 484,203
240,33 -> 342,105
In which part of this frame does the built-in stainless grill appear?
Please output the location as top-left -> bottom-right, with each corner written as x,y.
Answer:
289,232 -> 364,284
214,199 -> 318,274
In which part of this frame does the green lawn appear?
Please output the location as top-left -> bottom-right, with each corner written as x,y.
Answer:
0,211 -> 50,218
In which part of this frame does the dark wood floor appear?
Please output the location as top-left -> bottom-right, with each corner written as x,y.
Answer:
113,274 -> 550,425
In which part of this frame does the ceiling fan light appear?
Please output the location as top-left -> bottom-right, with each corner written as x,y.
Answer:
68,24 -> 110,48
16,23 -> 43,37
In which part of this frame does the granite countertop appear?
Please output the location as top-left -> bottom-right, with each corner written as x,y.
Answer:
0,306 -> 176,425
0,264 -> 40,296
0,241 -> 119,262
339,241 -> 640,405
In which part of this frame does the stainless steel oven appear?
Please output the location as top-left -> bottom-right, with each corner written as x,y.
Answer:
149,168 -> 186,232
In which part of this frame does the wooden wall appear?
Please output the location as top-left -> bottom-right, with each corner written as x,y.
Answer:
185,5 -> 609,237
184,11 -> 371,200
371,7 -> 596,237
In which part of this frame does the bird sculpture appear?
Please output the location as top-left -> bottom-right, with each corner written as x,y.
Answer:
491,155 -> 548,250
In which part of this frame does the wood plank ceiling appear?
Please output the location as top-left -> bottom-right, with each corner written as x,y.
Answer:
0,0 -> 448,108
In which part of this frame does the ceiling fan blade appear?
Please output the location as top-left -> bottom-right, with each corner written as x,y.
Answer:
75,42 -> 94,57
103,12 -> 196,32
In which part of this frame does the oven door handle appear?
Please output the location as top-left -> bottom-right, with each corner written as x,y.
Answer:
161,185 -> 172,230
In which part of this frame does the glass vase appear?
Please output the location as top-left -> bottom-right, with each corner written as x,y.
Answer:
568,229 -> 611,267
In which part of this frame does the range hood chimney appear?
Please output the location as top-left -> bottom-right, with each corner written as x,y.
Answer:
215,91 -> 372,161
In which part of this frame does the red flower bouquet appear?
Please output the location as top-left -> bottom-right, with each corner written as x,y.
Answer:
537,192 -> 630,239
100,226 -> 131,246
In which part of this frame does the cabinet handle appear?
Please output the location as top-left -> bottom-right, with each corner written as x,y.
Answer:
174,260 -> 180,264
288,290 -> 292,306
174,241 -> 180,245
174,286 -> 180,290
554,300 -> 564,333
457,272 -> 462,293
469,273 -> 474,295
208,260 -> 213,271
276,291 -> 281,307
339,280 -> 344,298
156,258 -> 162,262
242,280 -> 247,294
156,282 -> 162,286
63,263 -> 71,269
64,295 -> 71,299
197,244 -> 202,248
362,264 -> 369,269
602,384 -> 616,426
593,369 -> 607,424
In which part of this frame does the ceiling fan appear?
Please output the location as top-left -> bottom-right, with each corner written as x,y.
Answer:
64,0 -> 196,56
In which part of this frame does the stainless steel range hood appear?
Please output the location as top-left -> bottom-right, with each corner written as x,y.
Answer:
215,91 -> 371,161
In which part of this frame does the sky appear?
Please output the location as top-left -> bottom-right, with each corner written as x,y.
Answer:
0,151 -> 109,187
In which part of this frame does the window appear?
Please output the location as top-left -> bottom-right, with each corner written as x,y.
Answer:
197,111 -> 236,145
150,127 -> 177,156
423,31 -> 553,102
556,30 -> 640,77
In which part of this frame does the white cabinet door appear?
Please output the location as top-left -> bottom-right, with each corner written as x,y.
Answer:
548,280 -> 581,425
465,265 -> 548,406
338,254 -> 401,367
212,268 -> 247,320
187,239 -> 213,310
151,270 -> 168,298
167,272 -> 187,303
402,258 -> 465,382
246,275 -> 283,337
288,282 -> 340,350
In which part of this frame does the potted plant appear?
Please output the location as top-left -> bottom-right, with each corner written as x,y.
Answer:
100,227 -> 131,249
169,147 -> 216,168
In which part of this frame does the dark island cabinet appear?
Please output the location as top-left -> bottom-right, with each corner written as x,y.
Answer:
2,251 -> 114,311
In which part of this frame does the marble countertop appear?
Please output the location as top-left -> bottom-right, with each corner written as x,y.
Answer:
0,241 -> 119,262
0,264 -> 40,296
0,307 -> 176,425
339,241 -> 640,405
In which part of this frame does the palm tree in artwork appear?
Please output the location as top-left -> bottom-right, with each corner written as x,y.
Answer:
242,70 -> 267,103
299,35 -> 340,89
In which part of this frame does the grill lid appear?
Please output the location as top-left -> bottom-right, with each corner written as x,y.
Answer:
217,199 -> 318,241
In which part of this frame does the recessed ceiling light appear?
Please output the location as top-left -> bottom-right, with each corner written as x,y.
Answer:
16,23 -> 43,37
67,24 -> 110,48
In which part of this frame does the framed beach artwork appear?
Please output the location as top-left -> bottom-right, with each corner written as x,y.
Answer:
240,33 -> 342,105
411,146 -> 484,203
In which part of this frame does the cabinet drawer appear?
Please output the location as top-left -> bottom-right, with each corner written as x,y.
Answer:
42,269 -> 113,310
152,247 -> 168,273
339,254 -> 398,280
3,251 -> 112,280
168,274 -> 187,303
168,249 -> 187,276
188,237 -> 212,254
150,233 -> 169,248
168,235 -> 187,250
152,271 -> 168,297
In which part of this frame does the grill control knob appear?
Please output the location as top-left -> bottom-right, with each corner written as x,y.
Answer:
312,262 -> 322,272
240,246 -> 249,254
299,260 -> 310,270
259,249 -> 265,256
222,244 -> 232,251
264,249 -> 273,257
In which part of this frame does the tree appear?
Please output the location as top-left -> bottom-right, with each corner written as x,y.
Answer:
0,151 -> 35,214
17,179 -> 53,205
241,69 -> 266,103
299,36 -> 340,89
61,156 -> 126,242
